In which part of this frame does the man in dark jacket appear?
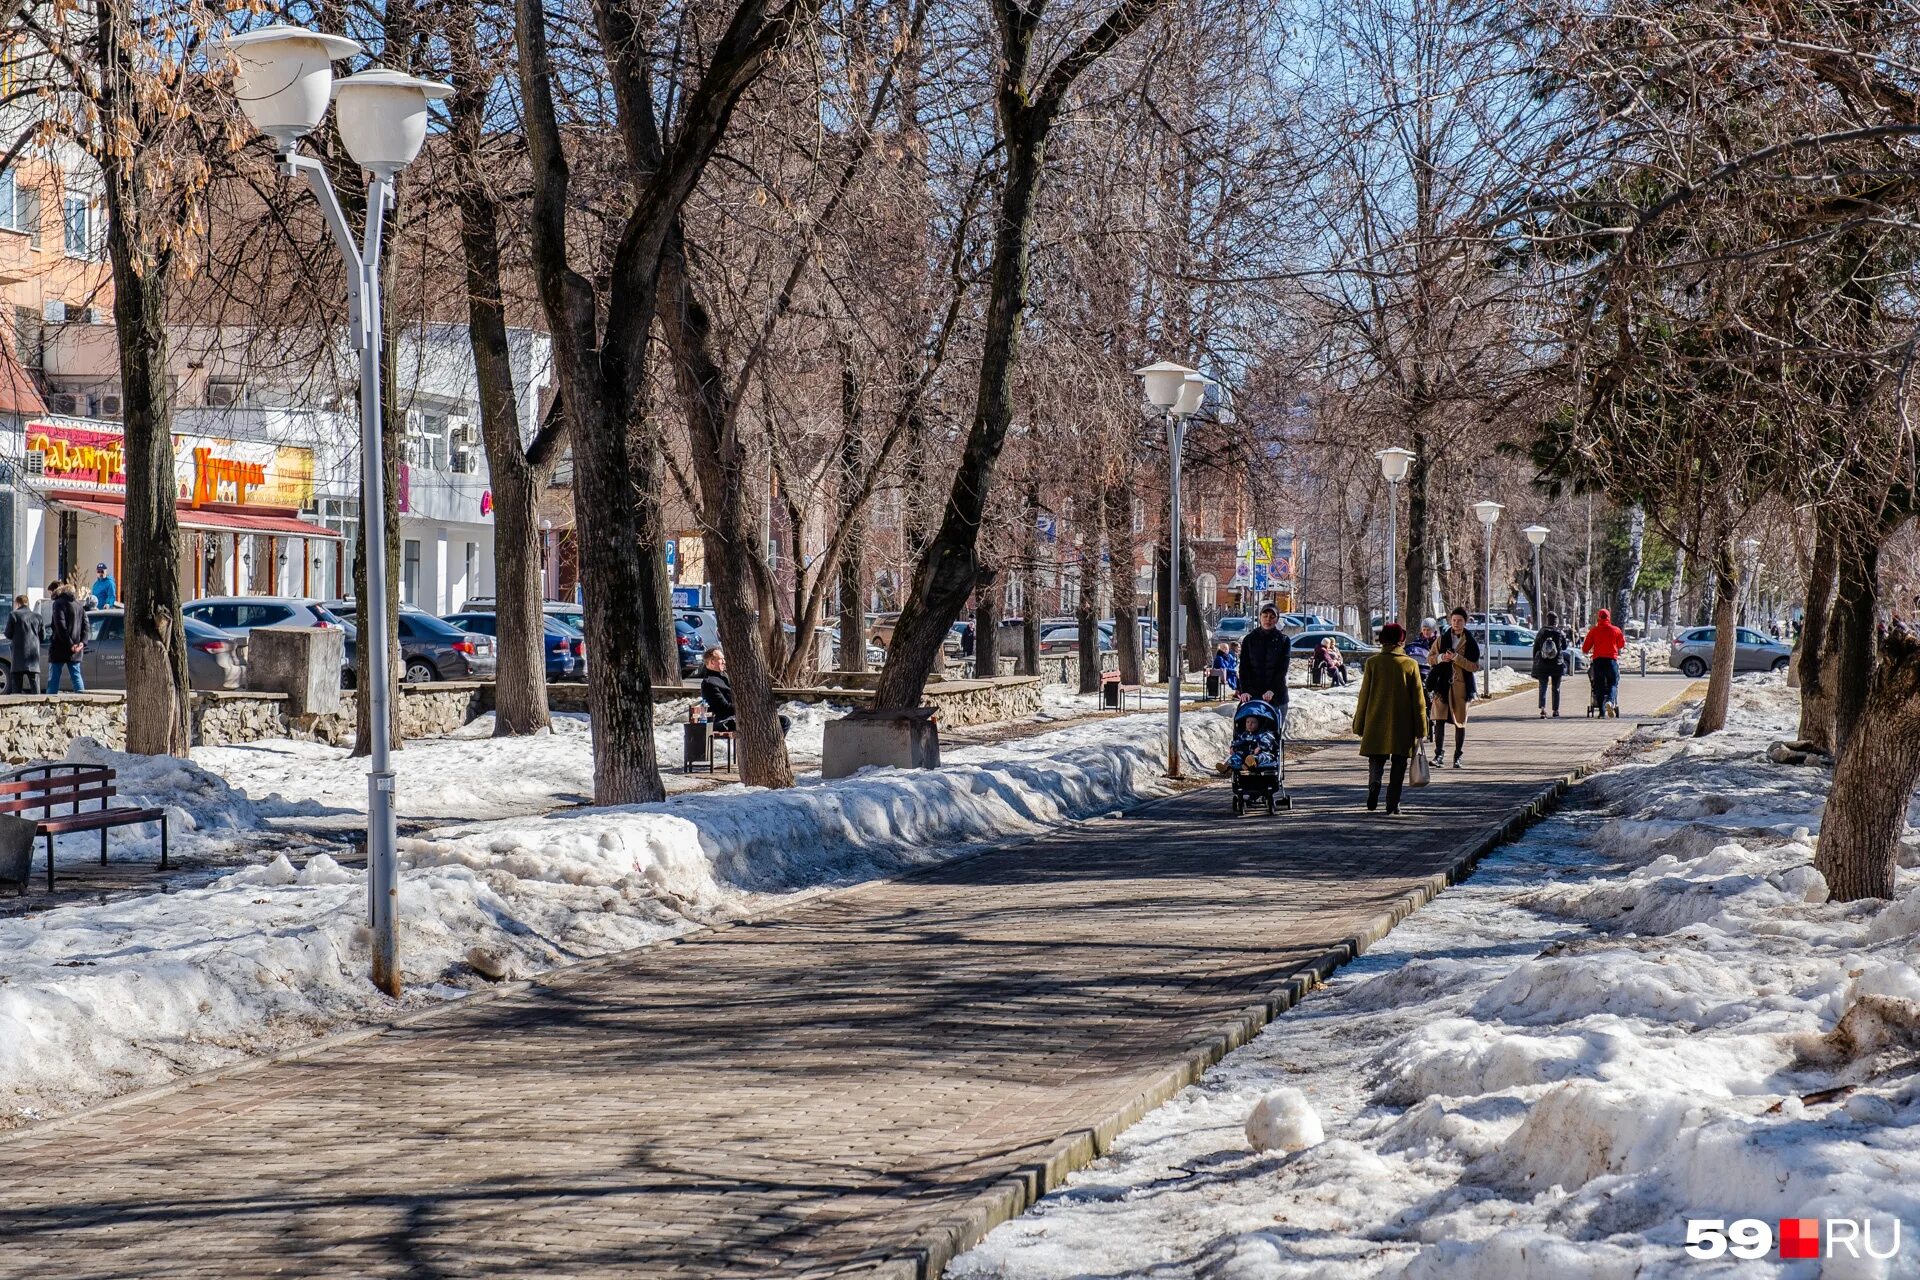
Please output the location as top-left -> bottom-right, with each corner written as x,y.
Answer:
48,584 -> 86,694
699,647 -> 790,735
5,595 -> 43,693
1236,604 -> 1293,719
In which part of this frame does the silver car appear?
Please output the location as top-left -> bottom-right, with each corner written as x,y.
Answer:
1482,626 -> 1588,673
1213,615 -> 1257,646
1668,626 -> 1792,678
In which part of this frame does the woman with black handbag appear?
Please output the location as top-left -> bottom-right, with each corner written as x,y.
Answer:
1428,607 -> 1481,768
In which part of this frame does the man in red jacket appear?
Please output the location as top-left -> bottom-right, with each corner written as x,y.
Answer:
1581,608 -> 1626,717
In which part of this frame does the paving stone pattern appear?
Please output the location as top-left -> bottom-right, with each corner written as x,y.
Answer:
0,677 -> 1686,1279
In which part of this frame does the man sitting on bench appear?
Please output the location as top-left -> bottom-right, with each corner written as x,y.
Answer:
699,647 -> 791,736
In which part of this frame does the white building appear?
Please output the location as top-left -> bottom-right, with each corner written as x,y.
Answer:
12,321 -> 551,613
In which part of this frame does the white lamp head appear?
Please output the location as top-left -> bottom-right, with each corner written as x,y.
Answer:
333,67 -> 454,176
1473,500 -> 1505,528
1524,524 -> 1550,547
1376,446 -> 1415,484
1173,373 -> 1209,418
220,25 -> 362,148
1134,361 -> 1197,410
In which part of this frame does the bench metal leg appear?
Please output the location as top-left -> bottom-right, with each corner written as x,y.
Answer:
159,816 -> 169,871
101,826 -> 108,866
45,832 -> 53,892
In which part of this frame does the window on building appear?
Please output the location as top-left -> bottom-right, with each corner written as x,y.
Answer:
62,195 -> 92,259
1131,498 -> 1146,534
464,542 -> 478,596
402,539 -> 421,605
0,171 -> 14,232
13,306 -> 42,369
406,411 -> 451,472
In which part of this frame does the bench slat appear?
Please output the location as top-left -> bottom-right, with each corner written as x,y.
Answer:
0,768 -> 113,798
0,784 -> 116,815
38,807 -> 165,835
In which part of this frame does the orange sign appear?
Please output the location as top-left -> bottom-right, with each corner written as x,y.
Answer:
25,423 -> 126,488
187,446 -> 268,507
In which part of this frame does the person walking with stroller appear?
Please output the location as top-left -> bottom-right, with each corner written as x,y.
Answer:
1237,602 -> 1294,733
1581,607 -> 1626,717
1353,623 -> 1428,815
1532,612 -> 1572,718
1428,606 -> 1480,767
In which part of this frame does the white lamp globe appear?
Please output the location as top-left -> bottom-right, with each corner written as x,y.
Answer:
1376,446 -> 1415,484
1473,500 -> 1504,528
333,68 -> 454,175
1174,373 -> 1208,418
1524,524 -> 1550,547
1134,361 -> 1197,410
221,25 -> 362,147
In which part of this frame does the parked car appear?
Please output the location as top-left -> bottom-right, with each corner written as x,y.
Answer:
1279,612 -> 1336,634
1289,629 -> 1380,660
1213,615 -> 1256,646
182,595 -> 352,684
1037,620 -> 1112,654
325,603 -> 499,683
676,619 -> 705,676
442,611 -> 581,681
453,601 -> 589,677
1478,625 -> 1589,673
1667,626 -> 1792,678
77,609 -> 246,690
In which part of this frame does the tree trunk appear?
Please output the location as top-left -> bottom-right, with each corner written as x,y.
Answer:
1616,504 -> 1645,622
1180,537 -> 1205,667
1076,489 -> 1105,694
1018,486 -> 1041,677
836,362 -> 866,674
450,17 -> 551,735
1404,429 -> 1431,625
1817,629 -> 1920,901
972,564 -> 1001,679
1694,540 -> 1740,736
1793,508 -> 1840,744
102,176 -> 189,756
659,228 -> 794,788
1826,535 -> 1881,756
1108,486 -> 1142,685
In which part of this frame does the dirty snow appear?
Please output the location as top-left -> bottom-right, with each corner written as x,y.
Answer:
952,673 -> 1920,1279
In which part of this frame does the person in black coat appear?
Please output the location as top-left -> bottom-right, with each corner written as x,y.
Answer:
699,648 -> 790,736
1531,611 -> 1571,718
5,595 -> 43,693
47,584 -> 86,694
1236,604 -> 1293,718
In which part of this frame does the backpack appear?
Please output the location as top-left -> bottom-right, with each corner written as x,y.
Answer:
1538,632 -> 1561,665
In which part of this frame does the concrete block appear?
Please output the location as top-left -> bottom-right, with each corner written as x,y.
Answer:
246,626 -> 345,717
821,707 -> 940,779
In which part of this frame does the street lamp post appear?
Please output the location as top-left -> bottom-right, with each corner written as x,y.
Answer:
1473,501 -> 1504,687
1524,525 -> 1550,626
221,26 -> 450,996
1135,361 -> 1207,777
1376,447 -> 1415,628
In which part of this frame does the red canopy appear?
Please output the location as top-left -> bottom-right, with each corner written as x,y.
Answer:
52,494 -> 342,539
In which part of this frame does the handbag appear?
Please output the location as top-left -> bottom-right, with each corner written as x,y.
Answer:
1408,746 -> 1432,788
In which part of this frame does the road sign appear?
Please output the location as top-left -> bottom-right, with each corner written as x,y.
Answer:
1253,537 -> 1273,565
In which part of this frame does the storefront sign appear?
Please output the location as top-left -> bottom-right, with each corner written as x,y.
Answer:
25,422 -> 126,489
27,422 -> 315,510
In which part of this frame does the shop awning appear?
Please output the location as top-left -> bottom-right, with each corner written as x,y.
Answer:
53,495 -> 343,539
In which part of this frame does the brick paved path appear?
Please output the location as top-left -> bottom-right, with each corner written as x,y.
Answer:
0,676 -> 1686,1279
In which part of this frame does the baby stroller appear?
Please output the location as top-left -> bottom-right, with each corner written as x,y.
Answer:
1585,658 -> 1619,718
1227,699 -> 1289,815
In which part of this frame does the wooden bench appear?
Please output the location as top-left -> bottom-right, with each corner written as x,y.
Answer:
0,764 -> 169,892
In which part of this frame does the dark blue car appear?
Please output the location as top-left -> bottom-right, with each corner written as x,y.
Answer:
442,612 -> 578,680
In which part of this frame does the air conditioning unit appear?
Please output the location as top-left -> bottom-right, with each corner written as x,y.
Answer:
205,381 -> 243,409
42,300 -> 66,324
47,392 -> 89,417
23,450 -> 44,475
447,416 -> 479,447
96,392 -> 123,419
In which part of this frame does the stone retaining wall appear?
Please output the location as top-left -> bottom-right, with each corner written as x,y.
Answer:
774,676 -> 1043,729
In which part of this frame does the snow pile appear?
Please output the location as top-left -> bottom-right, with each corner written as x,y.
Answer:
953,673 -> 1920,1279
0,703 -> 1235,1128
1247,1088 -> 1325,1153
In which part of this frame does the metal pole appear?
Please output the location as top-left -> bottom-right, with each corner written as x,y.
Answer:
1532,543 -> 1544,627
1166,410 -> 1183,777
1483,524 -> 1494,695
1385,480 -> 1399,625
288,152 -> 400,996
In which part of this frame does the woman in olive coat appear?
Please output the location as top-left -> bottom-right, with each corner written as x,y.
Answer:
1352,622 -> 1429,814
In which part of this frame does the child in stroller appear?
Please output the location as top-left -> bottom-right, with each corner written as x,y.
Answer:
1227,698 -> 1289,815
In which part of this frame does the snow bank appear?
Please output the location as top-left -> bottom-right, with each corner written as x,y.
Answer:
953,673 -> 1920,1278
0,702 -> 1237,1128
